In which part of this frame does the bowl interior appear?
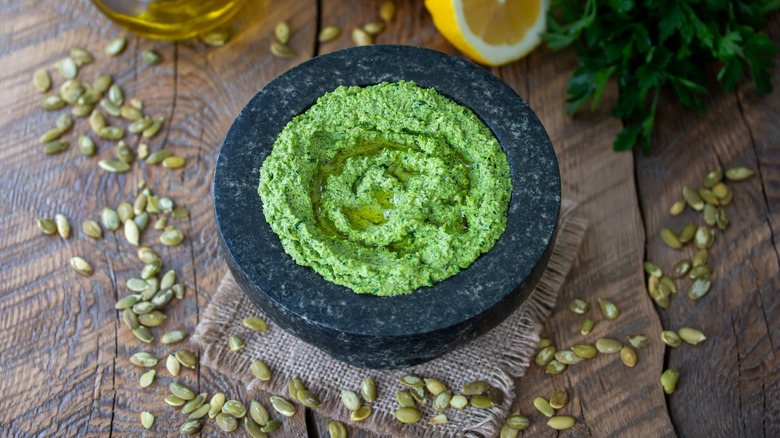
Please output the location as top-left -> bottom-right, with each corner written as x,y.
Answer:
214,45 -> 560,338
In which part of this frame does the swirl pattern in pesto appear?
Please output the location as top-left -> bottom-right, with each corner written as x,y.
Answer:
258,81 -> 511,296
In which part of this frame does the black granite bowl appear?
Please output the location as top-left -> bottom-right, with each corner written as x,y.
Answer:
214,45 -> 560,369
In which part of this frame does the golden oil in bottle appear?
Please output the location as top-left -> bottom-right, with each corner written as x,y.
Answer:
92,0 -> 248,41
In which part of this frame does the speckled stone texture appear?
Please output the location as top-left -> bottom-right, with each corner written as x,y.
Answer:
213,45 -> 560,369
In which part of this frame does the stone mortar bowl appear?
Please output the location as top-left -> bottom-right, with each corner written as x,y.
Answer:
213,45 -> 560,369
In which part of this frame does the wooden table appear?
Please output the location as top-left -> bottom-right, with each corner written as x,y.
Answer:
2,1 -> 778,436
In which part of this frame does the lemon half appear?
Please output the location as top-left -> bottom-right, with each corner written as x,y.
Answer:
425,0 -> 548,66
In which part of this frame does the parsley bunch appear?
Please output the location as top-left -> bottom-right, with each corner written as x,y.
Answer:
544,0 -> 780,152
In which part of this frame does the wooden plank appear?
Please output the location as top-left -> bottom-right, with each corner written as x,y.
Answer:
632,16 -> 780,437
497,42 -> 674,435
0,0 -> 315,436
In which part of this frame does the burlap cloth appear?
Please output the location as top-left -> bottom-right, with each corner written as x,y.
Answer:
193,200 -> 587,437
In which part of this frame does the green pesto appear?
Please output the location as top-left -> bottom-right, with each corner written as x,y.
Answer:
258,81 -> 511,296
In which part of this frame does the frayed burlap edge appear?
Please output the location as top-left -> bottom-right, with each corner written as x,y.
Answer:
194,199 -> 587,438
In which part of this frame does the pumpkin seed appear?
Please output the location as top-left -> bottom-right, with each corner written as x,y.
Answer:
70,47 -> 93,65
545,359 -> 567,375
725,166 -> 754,181
289,379 -> 304,401
660,227 -> 682,249
400,375 -> 424,387
137,247 -> 159,264
506,413 -> 531,430
34,69 -> 51,92
688,277 -> 712,300
160,228 -> 184,245
363,21 -> 385,36
249,399 -> 269,424
702,167 -> 723,187
82,220 -> 102,239
694,226 -> 711,249
154,217 -> 167,230
275,21 -> 291,44
669,200 -> 685,216
132,301 -> 155,315
568,298 -> 589,314
179,419 -> 204,435
643,262 -> 662,278
139,310 -> 166,327
129,117 -> 152,134
661,368 -> 679,394
158,269 -> 175,290
107,84 -> 123,106
328,420 -> 347,438
380,0 -> 396,21
172,207 -> 189,219
222,400 -> 247,418
56,57 -> 78,79
41,95 -> 66,110
176,349 -> 198,368
716,207 -> 729,230
470,395 -> 494,409
159,197 -> 174,212
628,334 -> 650,349
99,125 -> 125,140
165,394 -> 186,406
140,369 -> 156,388
424,378 -> 447,396
130,351 -> 158,367
55,114 -> 73,133
654,293 -> 671,309
595,338 -> 622,353
318,26 -> 341,42
539,338 -> 552,348
37,217 -> 57,235
142,49 -> 162,64
270,396 -> 295,417
170,382 -> 196,400
203,29 -> 231,46
188,404 -> 211,420
72,104 -> 94,117
54,213 -> 70,239
121,219 -> 140,245
361,377 -> 377,402
142,278 -> 159,299
76,134 -> 96,156
678,223 -> 696,244
547,415 -> 576,430
395,390 -> 414,408
337,389 -> 360,411
115,294 -> 140,310
142,117 -> 164,138
691,249 -> 708,267
689,264 -> 712,280
140,411 -> 154,429
89,109 -> 107,132
244,417 -> 267,438
429,414 -> 448,425
580,318 -> 595,335
533,397 -> 554,417
661,330 -> 682,347
678,327 -> 706,344
122,308 -> 139,329
699,187 -> 719,205
555,349 -> 584,364
240,317 -> 266,333
712,181 -> 729,198
549,389 -> 568,409
431,390 -> 451,411
172,283 -> 185,299
43,139 -> 70,155
40,127 -> 64,143
671,259 -> 691,278
682,186 -> 704,211
298,390 -> 321,408
120,105 -> 142,121
70,257 -> 93,276
161,330 -> 187,344
133,326 -> 154,343
461,380 -> 489,395
620,345 -> 637,367
98,159 -> 130,173
228,335 -> 245,352
209,392 -> 225,418
270,41 -> 295,58
598,298 -> 619,320
260,419 -> 282,433
409,385 -> 426,403
393,406 -> 420,423
216,413 -> 238,432
571,343 -> 597,359
99,98 -> 121,116
165,354 -> 181,377
446,393 -> 466,409
351,28 -> 373,46
105,37 -> 126,56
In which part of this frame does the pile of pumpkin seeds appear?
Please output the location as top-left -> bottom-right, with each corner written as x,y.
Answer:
644,165 -> 754,394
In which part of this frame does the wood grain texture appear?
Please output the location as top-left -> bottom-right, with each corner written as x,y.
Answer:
1,0 -> 779,437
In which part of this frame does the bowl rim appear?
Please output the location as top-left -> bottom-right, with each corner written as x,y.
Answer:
213,45 -> 560,337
